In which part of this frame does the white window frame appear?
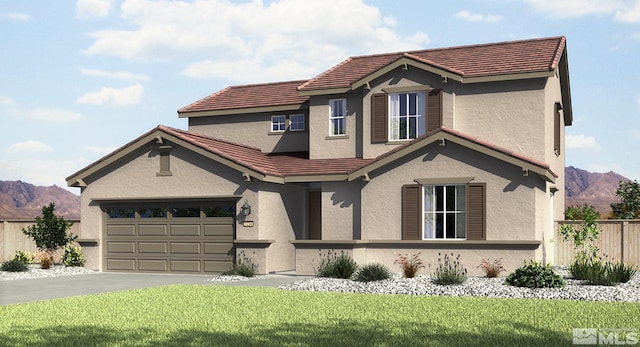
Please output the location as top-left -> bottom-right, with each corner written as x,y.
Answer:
290,114 -> 305,132
271,115 -> 286,132
389,92 -> 426,141
423,184 -> 466,240
329,98 -> 346,136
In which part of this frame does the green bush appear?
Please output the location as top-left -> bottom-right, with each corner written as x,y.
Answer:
62,245 -> 85,267
222,251 -> 257,277
505,260 -> 565,288
13,250 -> 34,265
354,263 -> 392,282
432,253 -> 467,285
1,258 -> 30,272
572,258 -> 638,285
316,250 -> 358,279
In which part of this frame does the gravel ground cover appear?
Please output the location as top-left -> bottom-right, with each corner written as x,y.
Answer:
3,265 -> 638,302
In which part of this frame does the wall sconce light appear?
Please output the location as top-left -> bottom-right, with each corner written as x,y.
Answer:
241,200 -> 251,216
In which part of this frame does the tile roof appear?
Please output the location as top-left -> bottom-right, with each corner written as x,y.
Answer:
299,36 -> 566,91
178,80 -> 309,114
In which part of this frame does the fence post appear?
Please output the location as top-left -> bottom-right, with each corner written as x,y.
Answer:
622,221 -> 628,263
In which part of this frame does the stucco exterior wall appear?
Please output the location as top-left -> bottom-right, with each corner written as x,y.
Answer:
308,93 -> 360,159
320,181 -> 362,240
189,112 -> 309,154
360,141 -> 545,242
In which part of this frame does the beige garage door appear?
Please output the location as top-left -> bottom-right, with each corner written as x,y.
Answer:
103,203 -> 235,274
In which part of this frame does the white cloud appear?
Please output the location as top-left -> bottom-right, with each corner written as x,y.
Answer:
27,108 -> 83,122
0,96 -> 15,106
83,0 -> 430,82
8,140 -> 54,154
524,0 -> 640,23
3,12 -> 33,21
76,0 -> 114,19
77,84 -> 144,106
79,67 -> 150,81
455,10 -> 502,23
566,134 -> 602,151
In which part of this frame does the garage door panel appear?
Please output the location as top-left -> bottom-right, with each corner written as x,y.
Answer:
204,261 -> 233,273
139,225 -> 167,236
107,259 -> 135,271
107,241 -> 135,253
204,225 -> 234,239
170,242 -> 201,254
171,225 -> 201,236
204,242 -> 233,255
139,259 -> 168,271
107,225 -> 135,236
170,260 -> 201,272
138,242 -> 168,254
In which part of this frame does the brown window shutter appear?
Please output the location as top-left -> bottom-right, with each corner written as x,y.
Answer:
427,89 -> 443,133
372,93 -> 388,143
466,183 -> 486,240
554,103 -> 561,155
402,184 -> 421,240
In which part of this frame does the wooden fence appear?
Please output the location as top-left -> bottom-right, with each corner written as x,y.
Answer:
0,220 -> 81,262
555,220 -> 640,266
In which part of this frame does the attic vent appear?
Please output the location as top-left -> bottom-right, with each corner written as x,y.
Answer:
157,145 -> 173,177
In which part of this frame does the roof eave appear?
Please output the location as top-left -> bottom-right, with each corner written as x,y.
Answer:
178,103 -> 308,118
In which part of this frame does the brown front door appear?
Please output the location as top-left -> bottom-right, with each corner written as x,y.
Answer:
308,191 -> 322,240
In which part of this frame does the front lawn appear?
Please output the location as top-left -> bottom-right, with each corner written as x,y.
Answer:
1,285 -> 639,346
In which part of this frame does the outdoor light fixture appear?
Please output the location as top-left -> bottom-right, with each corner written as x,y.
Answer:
241,200 -> 251,216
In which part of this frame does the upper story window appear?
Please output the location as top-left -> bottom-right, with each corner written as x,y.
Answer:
290,114 -> 305,131
389,92 -> 426,141
329,98 -> 346,136
271,115 -> 286,132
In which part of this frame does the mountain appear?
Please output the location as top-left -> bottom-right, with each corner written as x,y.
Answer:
0,180 -> 80,220
565,166 -> 630,217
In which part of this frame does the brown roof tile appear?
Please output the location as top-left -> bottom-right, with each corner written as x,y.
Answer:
300,36 -> 566,91
178,80 -> 309,114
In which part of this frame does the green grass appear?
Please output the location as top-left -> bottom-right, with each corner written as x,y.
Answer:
1,285 -> 639,346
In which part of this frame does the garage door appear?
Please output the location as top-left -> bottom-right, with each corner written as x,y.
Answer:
103,202 -> 235,274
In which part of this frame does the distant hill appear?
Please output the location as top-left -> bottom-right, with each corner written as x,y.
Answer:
0,180 -> 80,220
565,166 -> 631,217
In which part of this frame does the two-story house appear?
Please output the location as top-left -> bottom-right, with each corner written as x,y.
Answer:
67,36 -> 572,275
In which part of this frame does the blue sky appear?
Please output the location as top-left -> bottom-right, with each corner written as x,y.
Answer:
1,0 -> 639,194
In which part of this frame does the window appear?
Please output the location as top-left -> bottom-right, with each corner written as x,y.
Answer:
389,92 -> 426,141
372,90 -> 441,143
290,114 -> 305,131
271,115 -> 286,132
139,207 -> 168,218
402,182 -> 485,241
204,206 -> 235,217
172,207 -> 200,218
329,99 -> 346,136
107,208 -> 135,219
423,185 -> 466,239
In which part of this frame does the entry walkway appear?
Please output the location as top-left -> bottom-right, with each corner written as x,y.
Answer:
0,272 -> 310,305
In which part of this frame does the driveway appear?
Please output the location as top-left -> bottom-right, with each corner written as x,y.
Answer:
0,272 -> 309,305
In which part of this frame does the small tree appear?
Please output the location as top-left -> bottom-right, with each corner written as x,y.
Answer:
610,180 -> 640,219
22,203 -> 77,261
559,204 -> 600,260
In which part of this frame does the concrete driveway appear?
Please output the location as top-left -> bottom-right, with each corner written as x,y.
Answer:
0,272 -> 309,305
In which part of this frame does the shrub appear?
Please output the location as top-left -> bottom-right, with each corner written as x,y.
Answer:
394,253 -> 425,278
62,245 -> 85,267
13,250 -> 34,265
354,263 -> 392,282
22,203 -> 77,254
1,258 -> 29,272
572,258 -> 638,285
607,261 -> 638,284
316,250 -> 358,279
222,251 -> 257,277
35,251 -> 53,269
432,253 -> 467,285
505,260 -> 565,288
478,258 -> 506,278
569,256 -> 592,280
